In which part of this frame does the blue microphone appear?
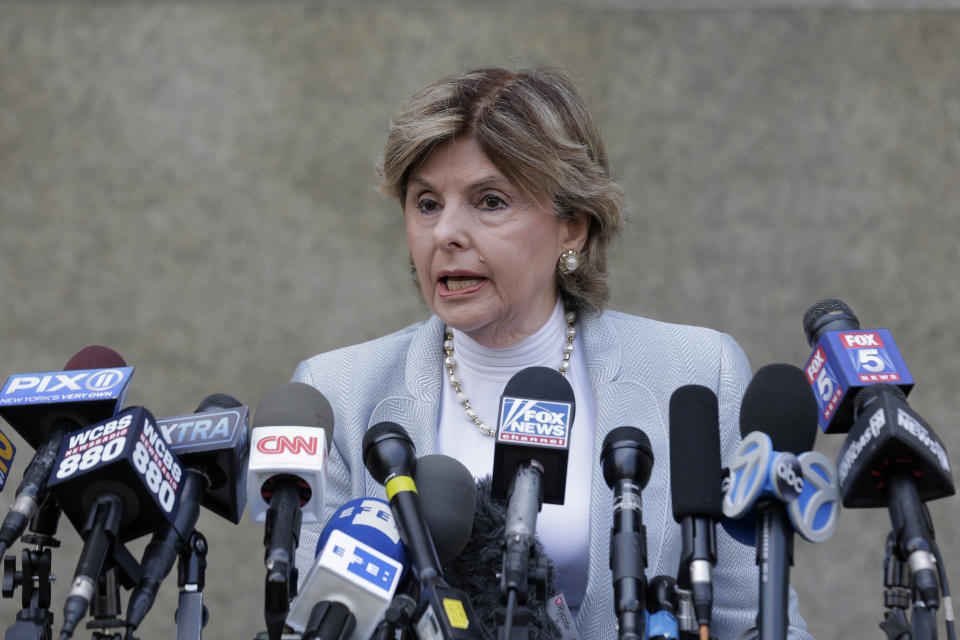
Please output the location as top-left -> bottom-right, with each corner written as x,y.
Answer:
721,364 -> 834,640
802,298 -> 914,434
286,497 -> 408,640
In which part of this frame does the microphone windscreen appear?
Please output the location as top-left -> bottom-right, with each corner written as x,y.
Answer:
440,477 -> 557,640
64,345 -> 126,370
600,426 -> 654,490
503,366 -> 575,401
252,382 -> 334,447
361,421 -> 409,458
802,298 -> 860,347
740,364 -> 818,454
669,385 -> 723,520
413,454 -> 475,564
196,393 -> 242,413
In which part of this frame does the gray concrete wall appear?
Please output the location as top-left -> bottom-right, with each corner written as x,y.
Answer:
2,3 -> 958,638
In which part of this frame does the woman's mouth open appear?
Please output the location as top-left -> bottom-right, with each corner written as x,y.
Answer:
439,276 -> 487,296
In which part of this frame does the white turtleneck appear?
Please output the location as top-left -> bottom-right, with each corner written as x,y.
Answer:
437,299 -> 596,608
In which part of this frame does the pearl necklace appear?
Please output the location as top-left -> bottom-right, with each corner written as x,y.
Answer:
443,309 -> 577,437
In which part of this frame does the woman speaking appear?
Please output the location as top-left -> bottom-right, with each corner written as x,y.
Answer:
292,67 -> 811,639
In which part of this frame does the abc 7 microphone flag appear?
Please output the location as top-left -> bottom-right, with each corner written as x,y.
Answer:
723,431 -> 841,544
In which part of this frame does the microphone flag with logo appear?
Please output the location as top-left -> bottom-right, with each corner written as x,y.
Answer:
722,364 -> 831,640
0,346 -> 131,557
286,497 -> 408,640
802,298 -> 914,434
247,381 -> 333,640
125,393 -> 250,635
46,405 -> 185,639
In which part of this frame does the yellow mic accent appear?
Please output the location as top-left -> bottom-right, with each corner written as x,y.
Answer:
385,475 -> 417,501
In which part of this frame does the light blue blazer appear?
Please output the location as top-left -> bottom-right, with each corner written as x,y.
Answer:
292,310 -> 812,639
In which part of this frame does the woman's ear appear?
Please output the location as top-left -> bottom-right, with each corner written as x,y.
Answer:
562,212 -> 590,252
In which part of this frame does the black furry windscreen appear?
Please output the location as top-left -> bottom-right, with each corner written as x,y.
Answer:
439,476 -> 561,639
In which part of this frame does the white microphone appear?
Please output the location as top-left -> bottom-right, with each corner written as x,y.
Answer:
247,381 -> 334,640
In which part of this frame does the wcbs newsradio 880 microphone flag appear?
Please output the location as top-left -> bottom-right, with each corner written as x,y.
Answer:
363,422 -> 486,640
0,346 -> 133,559
46,405 -> 186,640
247,381 -> 333,640
802,299 -> 955,640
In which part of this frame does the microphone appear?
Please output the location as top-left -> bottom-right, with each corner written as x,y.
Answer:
0,426 -> 16,492
413,454 -> 477,565
362,422 -> 486,639
45,405 -> 185,639
804,299 -> 954,636
802,298 -> 914,434
286,497 -> 408,640
601,426 -> 654,640
723,364 -> 819,640
490,366 -> 574,636
668,385 -> 721,640
247,381 -> 333,640
0,346 -> 132,556
124,393 -> 250,635
838,384 -> 952,610
415,456 -> 559,639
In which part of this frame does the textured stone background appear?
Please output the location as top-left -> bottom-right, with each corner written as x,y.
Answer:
1,2 -> 959,638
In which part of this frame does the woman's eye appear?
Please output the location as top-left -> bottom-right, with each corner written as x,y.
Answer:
479,194 -> 507,210
417,198 -> 441,214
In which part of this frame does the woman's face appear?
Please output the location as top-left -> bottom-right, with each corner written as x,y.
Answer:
404,136 -> 586,348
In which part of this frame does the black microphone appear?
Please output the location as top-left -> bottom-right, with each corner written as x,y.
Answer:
601,426 -> 654,640
737,364 -> 819,640
413,454 -> 477,565
45,406 -> 186,639
669,385 -> 721,640
248,382 -> 334,640
363,422 -> 486,639
841,384 -> 951,612
124,393 -> 249,635
416,457 -> 559,640
0,346 -> 131,557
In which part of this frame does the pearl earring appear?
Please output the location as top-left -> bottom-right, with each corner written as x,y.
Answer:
558,249 -> 580,274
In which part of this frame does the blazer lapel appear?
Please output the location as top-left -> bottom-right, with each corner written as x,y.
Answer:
366,315 -> 445,464
576,312 -> 673,638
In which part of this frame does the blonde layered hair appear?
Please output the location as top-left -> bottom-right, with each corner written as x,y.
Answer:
378,67 -> 626,314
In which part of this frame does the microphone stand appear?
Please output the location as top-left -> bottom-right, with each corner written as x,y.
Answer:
880,532 -> 911,640
88,547 -> 140,640
755,501 -> 793,640
371,593 -> 416,640
86,568 -> 125,640
497,462 -> 545,640
888,468 -> 940,640
174,531 -> 209,640
3,494 -> 62,640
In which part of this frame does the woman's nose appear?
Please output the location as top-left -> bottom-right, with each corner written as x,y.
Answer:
432,201 -> 471,250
